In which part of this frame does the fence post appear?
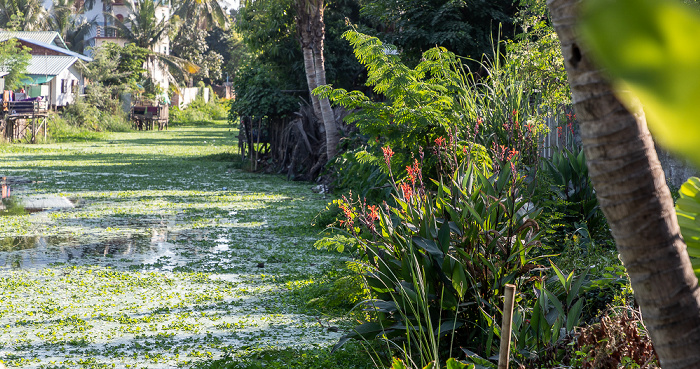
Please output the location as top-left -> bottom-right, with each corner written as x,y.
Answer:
498,284 -> 516,369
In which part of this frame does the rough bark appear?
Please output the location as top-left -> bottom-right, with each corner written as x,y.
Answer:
301,47 -> 322,119
547,0 -> 700,367
295,0 -> 340,159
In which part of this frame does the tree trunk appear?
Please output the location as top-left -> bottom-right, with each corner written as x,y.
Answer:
301,47 -> 322,119
295,0 -> 340,160
547,0 -> 700,367
309,3 -> 338,159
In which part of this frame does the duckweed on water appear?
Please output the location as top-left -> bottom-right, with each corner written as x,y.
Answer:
0,123 -> 373,368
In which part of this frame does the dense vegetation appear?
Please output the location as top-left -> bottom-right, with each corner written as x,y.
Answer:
5,0 -> 700,367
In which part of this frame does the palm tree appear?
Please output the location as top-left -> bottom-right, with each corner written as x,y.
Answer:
294,0 -> 339,159
47,0 -> 92,52
105,0 -> 198,85
547,0 -> 700,367
0,0 -> 47,30
239,0 -> 339,159
172,0 -> 227,31
105,0 -> 170,50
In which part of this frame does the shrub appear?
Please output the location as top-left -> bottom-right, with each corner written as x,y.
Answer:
170,98 -> 228,125
315,30 -> 547,197
330,146 -> 544,367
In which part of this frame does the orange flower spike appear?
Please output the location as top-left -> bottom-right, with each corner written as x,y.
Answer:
400,182 -> 413,201
406,165 -> 416,184
382,146 -> 394,165
368,205 -> 380,222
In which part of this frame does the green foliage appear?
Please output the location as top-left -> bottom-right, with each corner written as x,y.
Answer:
228,62 -> 299,119
194,344 -> 376,369
171,26 -> 224,83
206,27 -> 250,83
675,177 -> 700,278
317,30 -> 546,196
360,0 -> 518,67
171,98 -> 228,125
0,0 -> 46,31
506,0 -> 570,110
315,31 -> 464,155
86,43 -> 150,87
580,0 -> 700,168
52,99 -> 131,141
539,148 -> 603,233
0,39 -> 31,90
332,156 -> 544,364
511,262 -> 587,366
326,146 -> 392,203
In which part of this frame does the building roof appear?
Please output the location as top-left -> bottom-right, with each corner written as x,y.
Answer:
13,37 -> 92,62
25,55 -> 79,76
0,31 -> 68,49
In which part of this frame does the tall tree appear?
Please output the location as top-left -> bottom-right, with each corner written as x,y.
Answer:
546,0 -> 700,367
0,0 -> 47,30
0,38 -> 31,89
295,0 -> 339,159
361,0 -> 518,66
106,0 -> 197,84
173,0 -> 227,30
47,0 -> 92,52
171,26 -> 224,83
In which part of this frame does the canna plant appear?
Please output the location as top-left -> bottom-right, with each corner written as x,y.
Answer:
332,142 -> 545,366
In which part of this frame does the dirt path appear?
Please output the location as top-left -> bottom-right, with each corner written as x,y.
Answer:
0,124 -> 352,368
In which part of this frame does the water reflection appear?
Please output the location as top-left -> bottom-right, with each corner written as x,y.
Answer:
0,229 -> 188,270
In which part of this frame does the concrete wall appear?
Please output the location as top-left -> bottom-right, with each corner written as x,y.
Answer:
178,87 -> 209,108
657,148 -> 699,189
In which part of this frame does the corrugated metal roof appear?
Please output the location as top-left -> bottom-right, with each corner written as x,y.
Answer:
0,31 -> 67,48
15,37 -> 92,62
25,56 -> 78,76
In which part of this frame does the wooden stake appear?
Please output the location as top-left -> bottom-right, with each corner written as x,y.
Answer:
498,284 -> 516,369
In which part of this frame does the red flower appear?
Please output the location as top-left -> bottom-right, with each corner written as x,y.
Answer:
367,205 -> 380,222
406,165 -> 416,184
434,137 -> 446,147
400,182 -> 413,201
382,146 -> 394,165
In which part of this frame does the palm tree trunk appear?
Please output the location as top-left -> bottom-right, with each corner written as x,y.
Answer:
296,0 -> 339,159
301,47 -> 322,119
547,0 -> 700,367
310,25 -> 338,158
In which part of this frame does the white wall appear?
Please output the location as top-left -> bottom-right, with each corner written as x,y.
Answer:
50,65 -> 83,107
178,87 -> 209,108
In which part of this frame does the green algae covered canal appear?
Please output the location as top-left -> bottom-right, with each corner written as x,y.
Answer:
0,123 -> 368,368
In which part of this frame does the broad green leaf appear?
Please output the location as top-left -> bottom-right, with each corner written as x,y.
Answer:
438,220 -> 451,253
445,358 -> 469,369
434,320 -> 464,337
568,268 -> 589,307
550,261 -> 568,291
581,0 -> 700,167
452,264 -> 468,298
413,237 -> 444,258
391,358 -> 409,369
544,289 -> 566,319
566,298 -> 585,332
680,177 -> 700,198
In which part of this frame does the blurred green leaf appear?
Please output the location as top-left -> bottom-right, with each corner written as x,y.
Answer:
581,0 -> 700,167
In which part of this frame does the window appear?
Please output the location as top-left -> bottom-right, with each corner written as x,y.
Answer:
61,79 -> 67,94
71,80 -> 77,94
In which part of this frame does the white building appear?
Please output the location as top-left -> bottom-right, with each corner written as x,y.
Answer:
43,0 -> 172,90
0,31 -> 91,108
